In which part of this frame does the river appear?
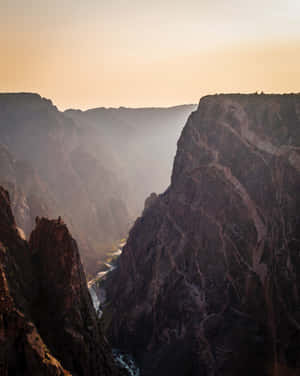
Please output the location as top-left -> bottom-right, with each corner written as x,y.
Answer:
88,241 -> 140,376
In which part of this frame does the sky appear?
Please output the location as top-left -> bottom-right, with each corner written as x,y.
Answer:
1,0 -> 300,110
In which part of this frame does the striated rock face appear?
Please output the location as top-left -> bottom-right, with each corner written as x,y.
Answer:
106,94 -> 300,376
0,186 -> 118,375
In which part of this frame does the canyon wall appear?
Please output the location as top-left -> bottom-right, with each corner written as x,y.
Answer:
0,186 -> 118,375
105,94 -> 300,376
0,93 -> 195,275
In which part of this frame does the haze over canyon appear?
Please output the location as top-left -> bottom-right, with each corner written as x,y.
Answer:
1,0 -> 300,373
0,91 -> 300,376
0,93 -> 195,275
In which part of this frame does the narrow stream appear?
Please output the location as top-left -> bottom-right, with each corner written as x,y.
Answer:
112,349 -> 140,376
88,241 -> 140,376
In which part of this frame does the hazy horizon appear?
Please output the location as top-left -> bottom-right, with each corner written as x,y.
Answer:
1,0 -> 300,110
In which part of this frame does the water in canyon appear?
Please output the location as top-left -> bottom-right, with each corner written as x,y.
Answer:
88,240 -> 140,376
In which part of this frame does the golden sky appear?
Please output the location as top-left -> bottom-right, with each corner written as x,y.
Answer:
1,0 -> 300,109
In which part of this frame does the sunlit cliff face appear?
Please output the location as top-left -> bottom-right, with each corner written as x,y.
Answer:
1,0 -> 300,109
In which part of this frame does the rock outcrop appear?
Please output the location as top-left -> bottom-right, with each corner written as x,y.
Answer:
0,186 -> 118,375
105,94 -> 300,376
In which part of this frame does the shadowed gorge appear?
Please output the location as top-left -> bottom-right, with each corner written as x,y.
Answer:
1,0 -> 300,373
0,93 -> 195,275
104,94 -> 300,376
1,92 -> 300,376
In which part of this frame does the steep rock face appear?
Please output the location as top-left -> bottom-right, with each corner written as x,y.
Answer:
0,93 -> 130,275
106,94 -> 300,376
0,187 -> 69,375
0,93 -> 194,276
29,218 -> 117,376
0,186 -> 118,375
0,143 -> 53,236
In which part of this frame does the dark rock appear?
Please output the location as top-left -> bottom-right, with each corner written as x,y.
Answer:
0,186 -> 118,375
0,93 -> 195,276
105,94 -> 300,376
29,218 -> 117,376
143,193 -> 158,212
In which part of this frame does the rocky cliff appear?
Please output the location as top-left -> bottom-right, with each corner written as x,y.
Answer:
0,143 -> 52,236
0,186 -> 118,375
0,93 -> 194,276
105,94 -> 300,376
0,93 -> 130,275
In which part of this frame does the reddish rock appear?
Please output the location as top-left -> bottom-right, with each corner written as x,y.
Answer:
105,94 -> 300,376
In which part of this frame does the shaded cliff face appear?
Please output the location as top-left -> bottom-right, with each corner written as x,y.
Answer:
29,218 -> 118,376
0,187 -> 69,375
0,93 -> 130,275
0,186 -> 118,375
106,94 -> 300,376
0,93 -> 194,275
0,143 -> 53,236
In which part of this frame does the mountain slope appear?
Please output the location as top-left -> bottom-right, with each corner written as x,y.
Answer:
0,143 -> 53,235
0,93 -> 195,275
0,186 -> 118,375
0,93 -> 130,274
105,94 -> 300,376
65,104 -> 196,214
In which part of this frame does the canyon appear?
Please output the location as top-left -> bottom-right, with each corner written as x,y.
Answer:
104,94 -> 300,376
0,93 -> 195,276
1,93 -> 300,375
